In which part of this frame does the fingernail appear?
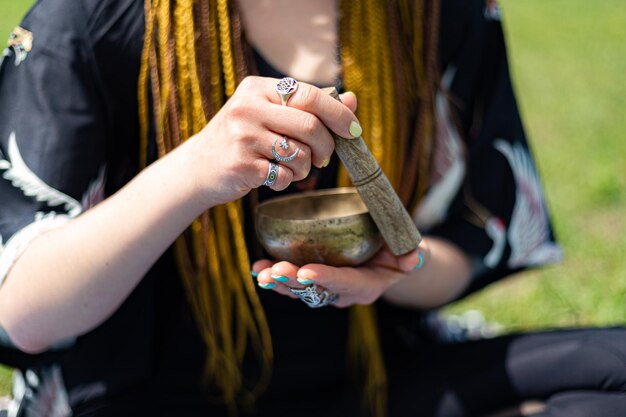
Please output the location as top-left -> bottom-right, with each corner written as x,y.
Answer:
251,270 -> 259,278
349,121 -> 362,138
258,282 -> 276,289
321,158 -> 330,168
414,252 -> 425,270
271,275 -> 289,283
297,278 -> 315,285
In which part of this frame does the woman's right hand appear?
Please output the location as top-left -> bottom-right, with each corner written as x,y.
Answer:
182,76 -> 360,208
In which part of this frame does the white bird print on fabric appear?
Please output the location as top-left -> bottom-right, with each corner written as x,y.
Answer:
1,132 -> 82,217
0,132 -> 106,257
483,216 -> 506,268
10,366 -> 71,417
80,165 -> 106,211
494,139 -> 563,268
414,66 -> 466,231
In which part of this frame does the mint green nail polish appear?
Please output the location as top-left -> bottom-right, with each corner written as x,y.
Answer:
258,282 -> 276,289
251,270 -> 259,278
272,275 -> 289,283
297,278 -> 315,285
349,121 -> 362,138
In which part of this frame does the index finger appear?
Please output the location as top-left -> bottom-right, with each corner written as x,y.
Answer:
268,78 -> 363,139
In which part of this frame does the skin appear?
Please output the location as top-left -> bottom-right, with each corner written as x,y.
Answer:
0,0 -> 471,354
238,0 -> 341,86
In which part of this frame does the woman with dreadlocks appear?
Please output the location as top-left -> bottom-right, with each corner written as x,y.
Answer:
1,0 -> 625,416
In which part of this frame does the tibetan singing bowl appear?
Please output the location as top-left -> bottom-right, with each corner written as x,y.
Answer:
255,187 -> 384,266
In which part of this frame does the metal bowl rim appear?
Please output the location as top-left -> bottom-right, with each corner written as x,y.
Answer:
256,187 -> 370,222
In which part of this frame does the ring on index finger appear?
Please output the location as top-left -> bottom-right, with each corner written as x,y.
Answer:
276,77 -> 298,106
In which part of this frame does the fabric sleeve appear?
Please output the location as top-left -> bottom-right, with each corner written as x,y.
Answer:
0,1 -> 109,352
414,0 -> 562,297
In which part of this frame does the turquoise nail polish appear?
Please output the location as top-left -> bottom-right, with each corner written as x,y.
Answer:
251,270 -> 259,278
349,121 -> 363,138
297,278 -> 315,285
414,252 -> 425,270
271,275 -> 289,283
258,282 -> 276,289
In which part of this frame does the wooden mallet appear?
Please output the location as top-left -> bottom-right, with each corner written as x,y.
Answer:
323,87 -> 422,256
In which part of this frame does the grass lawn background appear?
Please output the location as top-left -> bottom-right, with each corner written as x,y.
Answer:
0,0 -> 624,397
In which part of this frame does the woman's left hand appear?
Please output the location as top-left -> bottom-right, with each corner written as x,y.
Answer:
253,243 -> 429,308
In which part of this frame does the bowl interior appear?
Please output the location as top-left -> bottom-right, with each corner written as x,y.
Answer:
255,188 -> 383,266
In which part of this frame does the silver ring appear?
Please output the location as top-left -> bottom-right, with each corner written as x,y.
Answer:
289,284 -> 338,308
272,136 -> 300,162
276,77 -> 298,106
263,161 -> 279,187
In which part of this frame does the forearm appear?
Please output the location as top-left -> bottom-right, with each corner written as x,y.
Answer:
0,143 -> 206,353
382,237 -> 472,309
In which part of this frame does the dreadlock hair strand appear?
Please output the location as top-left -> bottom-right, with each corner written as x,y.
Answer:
140,0 -> 274,410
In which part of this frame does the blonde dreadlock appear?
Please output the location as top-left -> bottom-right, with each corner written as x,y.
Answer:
140,0 -> 271,409
138,0 -> 440,414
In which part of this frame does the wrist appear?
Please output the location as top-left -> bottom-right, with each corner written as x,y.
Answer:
147,140 -> 211,218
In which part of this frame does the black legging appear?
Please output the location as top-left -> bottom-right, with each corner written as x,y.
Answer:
387,327 -> 626,417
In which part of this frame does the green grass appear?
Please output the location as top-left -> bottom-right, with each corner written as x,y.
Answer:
0,0 -> 624,397
446,0 -> 626,329
0,0 -> 31,41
